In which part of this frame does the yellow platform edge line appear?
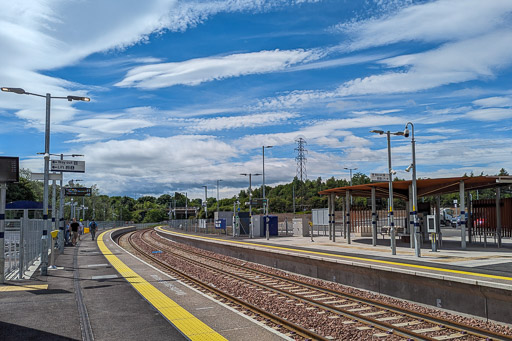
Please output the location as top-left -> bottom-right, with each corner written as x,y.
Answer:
157,227 -> 512,282
0,284 -> 48,292
97,229 -> 227,341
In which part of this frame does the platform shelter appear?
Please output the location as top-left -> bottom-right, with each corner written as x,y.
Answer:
318,176 -> 512,249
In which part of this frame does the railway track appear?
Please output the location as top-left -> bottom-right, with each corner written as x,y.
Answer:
125,229 -> 327,341
128,228 -> 512,340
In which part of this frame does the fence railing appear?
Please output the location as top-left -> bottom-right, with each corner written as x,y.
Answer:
4,219 -> 50,280
3,219 -> 150,280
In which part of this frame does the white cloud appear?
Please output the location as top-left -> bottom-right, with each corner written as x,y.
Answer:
169,111 -> 298,132
336,30 -> 512,96
235,114 -> 404,150
473,96 -> 512,108
337,0 -> 512,50
466,108 -> 512,121
115,49 -> 321,89
70,117 -> 155,142
0,0 -> 313,128
425,128 -> 460,134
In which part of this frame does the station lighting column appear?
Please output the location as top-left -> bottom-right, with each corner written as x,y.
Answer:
262,145 -> 273,240
216,180 -> 222,215
1,87 -> 89,275
344,167 -> 357,204
370,129 -> 404,255
241,173 -> 261,238
404,122 -> 420,257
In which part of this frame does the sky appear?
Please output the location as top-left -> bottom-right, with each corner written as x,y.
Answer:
1,0 -> 512,200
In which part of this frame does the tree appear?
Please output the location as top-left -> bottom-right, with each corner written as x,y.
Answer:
7,177 -> 35,202
143,208 -> 167,223
156,194 -> 172,206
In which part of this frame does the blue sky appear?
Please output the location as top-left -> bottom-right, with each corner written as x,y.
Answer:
2,0 -> 512,199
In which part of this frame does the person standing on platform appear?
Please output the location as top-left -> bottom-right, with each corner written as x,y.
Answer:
70,218 -> 80,246
65,221 -> 71,245
78,219 -> 84,241
89,220 -> 98,241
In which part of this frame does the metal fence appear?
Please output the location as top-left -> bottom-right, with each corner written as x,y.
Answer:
3,219 -> 154,280
169,219 -> 214,233
4,219 -> 50,280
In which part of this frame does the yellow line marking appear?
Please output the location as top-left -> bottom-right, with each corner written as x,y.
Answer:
157,227 -> 512,282
0,284 -> 48,292
98,229 -> 227,341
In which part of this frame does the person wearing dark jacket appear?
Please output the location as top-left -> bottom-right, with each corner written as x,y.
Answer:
70,218 -> 80,246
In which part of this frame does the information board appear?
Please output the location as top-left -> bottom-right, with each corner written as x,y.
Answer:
370,173 -> 390,182
65,187 -> 92,196
0,156 -> 19,183
51,160 -> 85,173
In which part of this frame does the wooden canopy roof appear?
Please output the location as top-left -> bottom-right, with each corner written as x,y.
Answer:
318,176 -> 512,200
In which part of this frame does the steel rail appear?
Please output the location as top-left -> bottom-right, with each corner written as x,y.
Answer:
126,230 -> 328,341
155,229 -> 512,341
147,230 -> 428,340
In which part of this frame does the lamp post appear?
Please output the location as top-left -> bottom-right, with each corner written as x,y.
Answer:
48,153 -> 83,253
202,186 -> 207,218
1,87 -> 89,275
262,145 -> 273,240
241,173 -> 261,238
216,180 -> 222,216
370,129 -> 404,255
69,178 -> 84,220
344,167 -> 357,204
404,122 -> 420,257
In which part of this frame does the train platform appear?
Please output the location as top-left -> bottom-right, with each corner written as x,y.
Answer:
158,226 -> 512,287
0,228 -> 290,341
156,226 -> 512,324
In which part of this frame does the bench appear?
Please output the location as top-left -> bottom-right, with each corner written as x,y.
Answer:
379,226 -> 405,239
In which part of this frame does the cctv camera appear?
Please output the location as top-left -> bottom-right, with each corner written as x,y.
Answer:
404,128 -> 410,138
405,164 -> 413,172
391,170 -> 397,175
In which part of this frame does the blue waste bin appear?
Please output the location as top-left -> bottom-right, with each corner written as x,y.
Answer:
263,215 -> 278,236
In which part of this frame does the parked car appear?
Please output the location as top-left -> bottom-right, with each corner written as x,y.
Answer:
451,213 -> 468,228
441,208 -> 455,226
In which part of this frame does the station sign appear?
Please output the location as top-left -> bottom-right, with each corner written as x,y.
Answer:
65,187 -> 92,196
245,198 -> 267,206
0,156 -> 19,183
51,160 -> 85,173
370,173 -> 390,182
31,172 -> 63,181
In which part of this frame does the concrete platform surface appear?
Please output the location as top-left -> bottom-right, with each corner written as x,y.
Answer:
158,226 -> 512,289
0,228 -> 289,341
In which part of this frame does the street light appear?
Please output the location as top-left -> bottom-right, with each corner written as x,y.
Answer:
2,87 -> 90,275
241,173 -> 261,238
344,167 -> 358,204
48,153 -> 84,254
202,185 -> 208,220
404,122 -> 420,258
216,180 -> 223,215
370,129 -> 404,255
262,145 -> 273,240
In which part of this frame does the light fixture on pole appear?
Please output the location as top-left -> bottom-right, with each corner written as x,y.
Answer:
404,122 -> 420,258
69,179 -> 84,220
48,153 -> 83,254
216,180 -> 223,215
370,129 -> 404,255
344,167 -> 358,204
202,186 -> 208,221
2,87 -> 89,275
262,145 -> 273,240
241,173 -> 261,238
